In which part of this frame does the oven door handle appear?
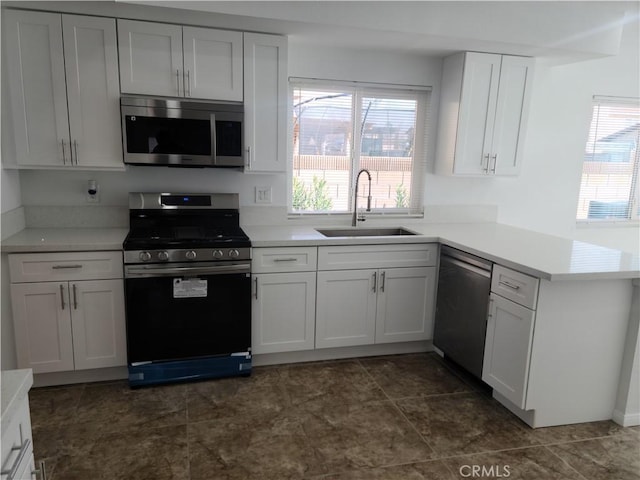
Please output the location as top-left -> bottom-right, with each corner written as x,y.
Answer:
126,263 -> 250,278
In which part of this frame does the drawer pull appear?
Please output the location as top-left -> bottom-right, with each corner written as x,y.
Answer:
51,264 -> 83,270
499,280 -> 521,291
272,258 -> 298,262
73,284 -> 78,310
1,438 -> 31,480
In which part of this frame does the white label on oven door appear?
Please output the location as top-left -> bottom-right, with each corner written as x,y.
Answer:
173,278 -> 207,298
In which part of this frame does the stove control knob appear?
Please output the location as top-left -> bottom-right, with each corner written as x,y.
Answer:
213,250 -> 224,259
229,249 -> 240,259
185,250 -> 197,260
139,251 -> 152,262
157,251 -> 169,261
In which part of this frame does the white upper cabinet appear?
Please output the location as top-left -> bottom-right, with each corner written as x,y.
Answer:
435,52 -> 534,176
243,33 -> 288,173
118,20 -> 183,97
183,26 -> 243,101
3,10 -> 122,169
118,20 -> 243,101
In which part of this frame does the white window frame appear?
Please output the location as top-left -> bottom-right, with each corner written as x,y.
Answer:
576,95 -> 640,226
288,78 -> 430,218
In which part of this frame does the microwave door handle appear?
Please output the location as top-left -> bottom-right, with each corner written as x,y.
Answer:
210,114 -> 217,166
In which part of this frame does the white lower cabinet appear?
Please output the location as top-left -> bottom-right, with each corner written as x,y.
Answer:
9,252 -> 126,374
316,269 -> 378,348
316,244 -> 437,349
251,247 -> 317,354
375,267 -> 436,344
482,292 -> 535,408
252,272 -> 316,354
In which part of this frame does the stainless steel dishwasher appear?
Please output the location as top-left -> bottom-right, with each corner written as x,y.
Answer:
433,246 -> 493,379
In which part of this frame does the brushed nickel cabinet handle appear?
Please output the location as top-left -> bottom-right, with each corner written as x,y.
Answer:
254,277 -> 258,299
0,438 -> 31,479
61,139 -> 67,164
73,284 -> 78,310
60,284 -> 65,310
491,154 -> 497,173
372,272 -> 377,292
499,280 -> 521,290
380,271 -> 386,292
273,258 -> 297,262
73,140 -> 79,165
483,153 -> 490,173
176,69 -> 181,95
33,459 -> 47,480
52,264 -> 83,270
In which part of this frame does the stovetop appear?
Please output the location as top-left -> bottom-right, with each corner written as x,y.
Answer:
123,226 -> 251,251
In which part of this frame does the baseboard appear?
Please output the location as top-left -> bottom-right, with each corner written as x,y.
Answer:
253,341 -> 432,367
612,409 -> 640,427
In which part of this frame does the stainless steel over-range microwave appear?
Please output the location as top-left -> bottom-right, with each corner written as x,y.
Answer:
121,96 -> 244,167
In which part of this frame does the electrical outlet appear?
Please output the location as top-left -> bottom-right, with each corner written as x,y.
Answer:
255,186 -> 272,204
86,191 -> 100,203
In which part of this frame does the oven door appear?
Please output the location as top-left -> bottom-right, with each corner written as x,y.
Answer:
124,262 -> 251,365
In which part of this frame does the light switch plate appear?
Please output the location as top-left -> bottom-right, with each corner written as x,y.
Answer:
255,186 -> 272,204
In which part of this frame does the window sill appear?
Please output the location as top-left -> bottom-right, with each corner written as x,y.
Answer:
287,211 -> 425,221
576,220 -> 640,229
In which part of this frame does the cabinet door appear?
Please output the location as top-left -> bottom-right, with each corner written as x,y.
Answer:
453,52 -> 502,175
482,293 -> 535,409
183,27 -> 243,101
243,33 -> 288,172
491,56 -> 535,176
62,15 -> 123,169
10,282 -> 74,373
316,269 -> 377,348
3,10 -> 70,167
375,267 -> 436,344
117,20 -> 183,97
70,279 -> 127,370
252,272 -> 316,354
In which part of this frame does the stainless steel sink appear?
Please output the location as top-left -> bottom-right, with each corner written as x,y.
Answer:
316,227 -> 417,237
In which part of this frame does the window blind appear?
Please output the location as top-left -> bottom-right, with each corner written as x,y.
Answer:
290,78 -> 430,215
576,96 -> 640,222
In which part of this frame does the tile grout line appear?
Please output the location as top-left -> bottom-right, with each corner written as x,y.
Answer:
355,358 -> 439,456
541,444 -> 591,480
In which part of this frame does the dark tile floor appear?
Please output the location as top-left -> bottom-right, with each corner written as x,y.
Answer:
29,353 -> 640,480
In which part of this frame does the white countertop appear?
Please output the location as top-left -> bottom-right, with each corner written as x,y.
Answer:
1,224 -> 637,281
1,228 -> 128,253
1,369 -> 33,437
244,223 -> 640,281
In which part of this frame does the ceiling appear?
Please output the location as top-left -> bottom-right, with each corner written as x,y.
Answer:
118,1 -> 640,63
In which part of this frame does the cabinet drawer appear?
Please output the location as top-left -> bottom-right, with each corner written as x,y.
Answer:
252,247 -> 317,273
491,265 -> 539,310
9,251 -> 123,283
318,244 -> 437,271
1,399 -> 34,480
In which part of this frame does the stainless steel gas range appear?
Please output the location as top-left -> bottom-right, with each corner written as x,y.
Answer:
122,192 -> 251,387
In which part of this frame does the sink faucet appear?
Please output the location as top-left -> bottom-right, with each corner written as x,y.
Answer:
352,169 -> 372,226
